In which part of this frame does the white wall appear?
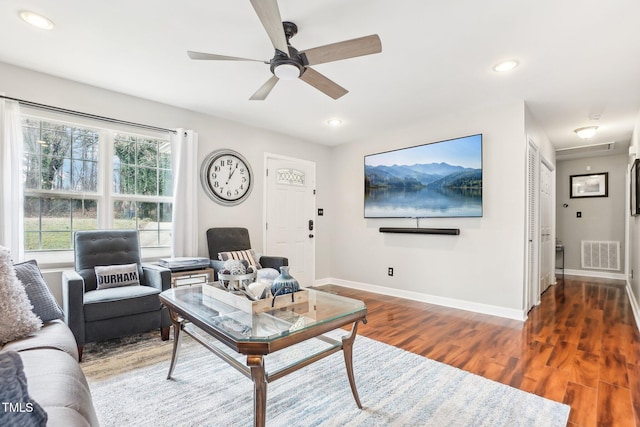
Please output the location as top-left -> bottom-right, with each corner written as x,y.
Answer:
0,61 -> 333,300
327,102 -> 530,318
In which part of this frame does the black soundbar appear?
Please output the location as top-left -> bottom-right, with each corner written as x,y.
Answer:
379,227 -> 460,235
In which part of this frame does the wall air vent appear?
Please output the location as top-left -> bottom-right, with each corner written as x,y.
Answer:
556,142 -> 615,160
581,240 -> 620,271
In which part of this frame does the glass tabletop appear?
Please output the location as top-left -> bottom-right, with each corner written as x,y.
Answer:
160,283 -> 366,344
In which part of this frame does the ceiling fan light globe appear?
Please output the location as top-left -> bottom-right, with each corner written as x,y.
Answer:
274,63 -> 301,80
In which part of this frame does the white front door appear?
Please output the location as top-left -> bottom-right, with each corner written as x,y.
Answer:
264,155 -> 316,286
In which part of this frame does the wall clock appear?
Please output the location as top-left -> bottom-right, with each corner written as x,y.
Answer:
200,149 -> 253,206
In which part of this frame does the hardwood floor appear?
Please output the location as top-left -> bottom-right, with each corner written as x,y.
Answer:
322,276 -> 640,427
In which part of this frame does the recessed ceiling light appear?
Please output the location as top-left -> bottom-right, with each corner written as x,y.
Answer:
327,119 -> 343,127
492,60 -> 519,73
18,10 -> 54,30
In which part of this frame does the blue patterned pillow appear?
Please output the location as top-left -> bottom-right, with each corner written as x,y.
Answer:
13,260 -> 63,323
0,351 -> 48,427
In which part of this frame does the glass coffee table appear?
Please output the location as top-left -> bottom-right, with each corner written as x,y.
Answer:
159,283 -> 367,427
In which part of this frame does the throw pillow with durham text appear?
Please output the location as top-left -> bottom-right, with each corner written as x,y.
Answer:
94,263 -> 141,290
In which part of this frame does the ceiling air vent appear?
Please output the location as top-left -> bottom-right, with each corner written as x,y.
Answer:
556,142 -> 615,160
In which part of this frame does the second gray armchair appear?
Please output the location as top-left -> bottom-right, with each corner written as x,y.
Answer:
206,227 -> 288,280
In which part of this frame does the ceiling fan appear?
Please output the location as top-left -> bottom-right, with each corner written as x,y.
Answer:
187,0 -> 382,100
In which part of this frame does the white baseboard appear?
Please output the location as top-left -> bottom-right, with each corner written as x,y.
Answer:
626,281 -> 640,333
563,269 -> 626,280
314,278 -> 526,321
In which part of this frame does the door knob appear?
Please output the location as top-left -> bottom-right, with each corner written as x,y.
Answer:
308,234 -> 314,238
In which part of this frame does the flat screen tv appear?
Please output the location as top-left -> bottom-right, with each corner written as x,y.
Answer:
364,134 -> 483,218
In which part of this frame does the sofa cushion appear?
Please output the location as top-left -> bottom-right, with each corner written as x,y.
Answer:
1,320 -> 79,361
0,246 -> 42,345
0,351 -> 48,427
83,286 -> 161,322
94,263 -> 140,290
19,348 -> 99,427
14,260 -> 64,322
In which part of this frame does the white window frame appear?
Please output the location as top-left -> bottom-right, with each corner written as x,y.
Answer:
21,108 -> 173,267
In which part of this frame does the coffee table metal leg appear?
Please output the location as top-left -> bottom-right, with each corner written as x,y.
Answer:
167,314 -> 183,380
248,355 -> 267,427
342,321 -> 363,409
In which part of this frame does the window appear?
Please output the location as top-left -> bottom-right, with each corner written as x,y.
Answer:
112,133 -> 173,248
21,115 -> 172,256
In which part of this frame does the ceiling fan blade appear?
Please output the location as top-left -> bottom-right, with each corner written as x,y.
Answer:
187,51 -> 266,62
301,34 -> 382,66
299,67 -> 348,100
249,75 -> 279,100
250,0 -> 289,55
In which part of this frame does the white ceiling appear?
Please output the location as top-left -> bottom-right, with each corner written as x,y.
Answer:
1,0 -> 639,151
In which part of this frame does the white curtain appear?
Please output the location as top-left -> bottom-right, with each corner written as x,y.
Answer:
0,99 -> 24,261
170,129 -> 199,257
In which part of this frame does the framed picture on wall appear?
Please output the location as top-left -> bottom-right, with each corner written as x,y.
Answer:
570,172 -> 608,198
632,159 -> 640,216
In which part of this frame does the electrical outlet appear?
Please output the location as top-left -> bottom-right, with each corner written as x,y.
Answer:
388,267 -> 394,276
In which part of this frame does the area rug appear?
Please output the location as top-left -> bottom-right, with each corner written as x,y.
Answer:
82,330 -> 570,427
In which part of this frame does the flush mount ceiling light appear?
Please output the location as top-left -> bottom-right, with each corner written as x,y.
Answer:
574,126 -> 598,139
492,60 -> 519,73
18,10 -> 54,30
327,119 -> 343,127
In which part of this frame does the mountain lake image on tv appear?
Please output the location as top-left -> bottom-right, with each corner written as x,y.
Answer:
364,134 -> 482,218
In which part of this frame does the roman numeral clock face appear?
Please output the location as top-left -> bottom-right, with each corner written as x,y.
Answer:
200,149 -> 253,206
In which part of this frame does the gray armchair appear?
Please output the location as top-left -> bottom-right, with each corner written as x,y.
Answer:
206,227 -> 288,280
62,229 -> 171,360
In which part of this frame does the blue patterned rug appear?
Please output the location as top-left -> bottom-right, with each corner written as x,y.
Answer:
83,330 -> 570,426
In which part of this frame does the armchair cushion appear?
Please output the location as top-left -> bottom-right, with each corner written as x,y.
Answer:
83,286 -> 162,322
13,260 -> 63,323
94,263 -> 140,290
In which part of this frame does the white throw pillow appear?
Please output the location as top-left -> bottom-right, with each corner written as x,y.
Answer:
0,246 -> 42,345
95,263 -> 141,290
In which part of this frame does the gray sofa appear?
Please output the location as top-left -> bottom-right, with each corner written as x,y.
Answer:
1,320 -> 99,426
